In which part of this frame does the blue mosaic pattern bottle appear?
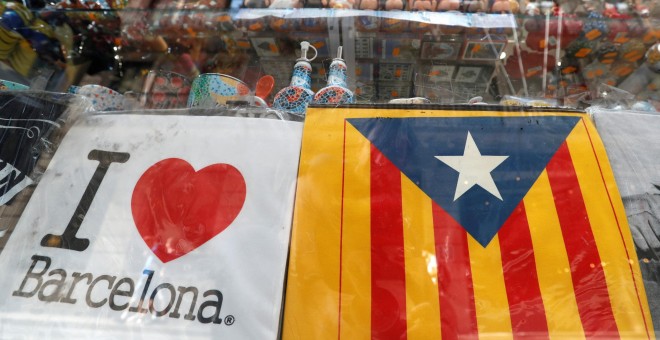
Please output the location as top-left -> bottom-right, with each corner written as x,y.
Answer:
313,46 -> 355,105
273,41 -> 317,116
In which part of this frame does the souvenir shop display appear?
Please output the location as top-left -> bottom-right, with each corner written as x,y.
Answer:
0,0 -> 659,338
0,0 -> 654,105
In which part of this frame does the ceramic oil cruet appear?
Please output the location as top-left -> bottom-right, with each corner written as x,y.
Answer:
272,41 -> 318,115
313,46 -> 355,105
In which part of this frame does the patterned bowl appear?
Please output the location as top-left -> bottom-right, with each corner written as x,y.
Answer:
187,73 -> 251,108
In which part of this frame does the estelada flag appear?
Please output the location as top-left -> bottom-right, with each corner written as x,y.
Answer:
283,106 -> 655,339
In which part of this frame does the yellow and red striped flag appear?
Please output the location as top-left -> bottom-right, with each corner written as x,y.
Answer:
283,106 -> 655,339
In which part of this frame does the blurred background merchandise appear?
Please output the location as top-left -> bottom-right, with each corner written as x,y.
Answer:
0,0 -> 654,109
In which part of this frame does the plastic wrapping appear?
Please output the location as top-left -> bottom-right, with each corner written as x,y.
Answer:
0,91 -> 89,244
499,95 -> 558,107
0,108 -> 302,338
588,83 -> 637,109
284,105 -> 654,339
592,108 -> 660,331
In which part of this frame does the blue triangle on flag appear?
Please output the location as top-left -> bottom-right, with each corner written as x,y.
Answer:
347,116 -> 581,246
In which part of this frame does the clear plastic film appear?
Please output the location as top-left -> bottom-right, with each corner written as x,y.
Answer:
283,104 -> 655,339
499,94 -> 559,107
0,107 -> 302,339
592,108 -> 660,332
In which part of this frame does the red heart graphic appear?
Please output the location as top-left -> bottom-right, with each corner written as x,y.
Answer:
131,158 -> 246,263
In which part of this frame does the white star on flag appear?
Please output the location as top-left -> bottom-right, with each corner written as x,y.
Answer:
435,131 -> 509,201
